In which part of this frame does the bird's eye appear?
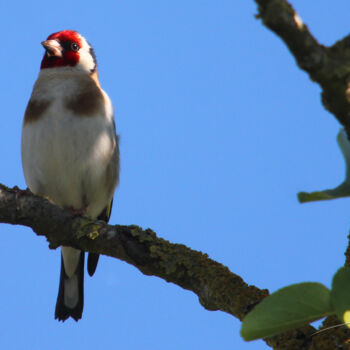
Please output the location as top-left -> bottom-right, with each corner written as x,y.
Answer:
71,42 -> 80,52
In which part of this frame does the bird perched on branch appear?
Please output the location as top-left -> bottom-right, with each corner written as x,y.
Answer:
21,30 -> 120,321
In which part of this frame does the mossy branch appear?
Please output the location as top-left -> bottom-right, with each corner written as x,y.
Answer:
3,184 -> 349,349
0,183 -> 319,349
0,184 -> 267,317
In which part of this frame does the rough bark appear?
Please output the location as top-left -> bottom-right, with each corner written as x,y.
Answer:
1,183 -> 348,349
1,184 -> 267,319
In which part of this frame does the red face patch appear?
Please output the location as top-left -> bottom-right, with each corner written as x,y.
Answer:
40,30 -> 83,69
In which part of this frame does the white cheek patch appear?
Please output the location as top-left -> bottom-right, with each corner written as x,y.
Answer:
77,36 -> 96,73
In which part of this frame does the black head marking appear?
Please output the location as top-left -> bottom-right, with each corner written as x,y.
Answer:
88,44 -> 97,73
60,40 -> 80,52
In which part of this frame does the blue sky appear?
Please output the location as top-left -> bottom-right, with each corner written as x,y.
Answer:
1,1 -> 350,349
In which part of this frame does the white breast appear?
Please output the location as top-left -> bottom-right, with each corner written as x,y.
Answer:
21,70 -> 117,219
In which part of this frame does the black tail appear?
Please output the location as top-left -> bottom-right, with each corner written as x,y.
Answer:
55,251 -> 85,322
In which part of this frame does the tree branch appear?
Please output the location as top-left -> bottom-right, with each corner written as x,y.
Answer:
4,183 -> 349,349
0,184 -> 266,317
253,0 -> 350,348
0,183 -> 321,349
255,0 -> 350,134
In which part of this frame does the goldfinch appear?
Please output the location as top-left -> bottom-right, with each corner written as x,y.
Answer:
21,30 -> 120,322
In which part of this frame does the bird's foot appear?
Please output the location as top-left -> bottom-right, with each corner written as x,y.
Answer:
75,220 -> 101,240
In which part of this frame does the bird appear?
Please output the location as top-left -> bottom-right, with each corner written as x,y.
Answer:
21,30 -> 120,322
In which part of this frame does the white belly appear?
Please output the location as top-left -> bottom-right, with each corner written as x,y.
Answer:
21,105 -> 115,219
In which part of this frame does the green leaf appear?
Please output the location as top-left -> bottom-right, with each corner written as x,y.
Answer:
298,129 -> 350,203
330,267 -> 350,324
241,282 -> 333,341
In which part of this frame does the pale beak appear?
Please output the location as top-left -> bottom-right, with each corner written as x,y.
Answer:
41,39 -> 62,57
